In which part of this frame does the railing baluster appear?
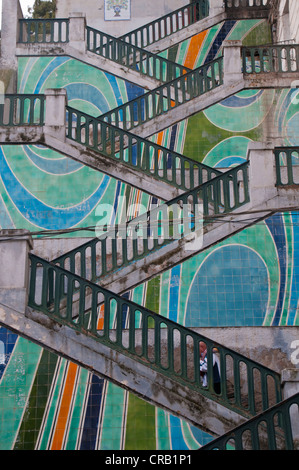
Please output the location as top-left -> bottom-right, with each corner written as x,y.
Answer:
243,44 -> 299,75
86,25 -> 189,84
18,19 -> 69,44
0,94 -> 45,127
275,147 -> 299,187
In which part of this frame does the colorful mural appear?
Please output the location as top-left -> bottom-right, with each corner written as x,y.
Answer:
0,17 -> 299,450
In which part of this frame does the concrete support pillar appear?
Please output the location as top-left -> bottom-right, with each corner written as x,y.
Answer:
0,229 -> 33,313
44,89 -> 68,141
209,0 -> 225,17
0,0 -> 24,91
223,40 -> 243,85
282,369 -> 299,398
281,368 -> 299,444
246,142 -> 276,207
69,13 -> 87,54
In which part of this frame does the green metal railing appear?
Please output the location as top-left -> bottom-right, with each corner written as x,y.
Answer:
0,94 -> 45,126
52,162 -> 249,282
200,392 -> 299,450
86,26 -> 190,83
66,105 -> 221,192
225,0 -> 271,10
119,0 -> 209,49
19,18 -> 69,44
242,44 -> 299,74
98,56 -> 223,131
275,147 -> 299,187
28,253 -> 282,419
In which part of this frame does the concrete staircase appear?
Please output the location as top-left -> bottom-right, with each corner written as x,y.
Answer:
47,142 -> 299,297
1,40 -> 299,199
0,229 -> 286,439
1,0 -> 299,449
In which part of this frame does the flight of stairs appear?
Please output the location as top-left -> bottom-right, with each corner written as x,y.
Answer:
0,0 -> 298,450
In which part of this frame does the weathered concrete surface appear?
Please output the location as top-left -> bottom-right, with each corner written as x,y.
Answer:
114,74 -> 299,140
0,68 -> 298,198
0,0 -> 23,69
73,203 -> 297,299
25,144 -> 299,310
16,42 -> 166,92
0,301 -> 248,438
0,292 -> 298,438
44,133 -> 184,200
0,229 -> 33,312
0,126 -> 44,145
0,125 -> 185,200
142,10 -> 227,54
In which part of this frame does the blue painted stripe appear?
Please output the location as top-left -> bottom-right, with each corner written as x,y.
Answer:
79,375 -> 105,450
288,212 -> 299,324
64,83 -> 110,114
0,147 -> 110,230
0,328 -> 18,382
169,415 -> 188,450
33,57 -> 71,94
220,90 -> 263,108
0,194 -> 14,229
204,21 -> 236,64
23,145 -> 82,175
169,264 -> 181,322
265,214 -> 287,325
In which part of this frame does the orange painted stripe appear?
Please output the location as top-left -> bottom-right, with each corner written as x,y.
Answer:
50,362 -> 78,450
134,190 -> 141,216
156,131 -> 164,164
183,30 -> 207,70
97,303 -> 105,330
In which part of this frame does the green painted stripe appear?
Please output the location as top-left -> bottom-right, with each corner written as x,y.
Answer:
156,408 -> 171,450
0,338 -> 42,450
124,392 -> 156,450
124,277 -> 160,450
181,421 -> 200,449
100,382 -> 126,450
65,367 -> 90,450
167,45 -> 179,66
37,358 -> 67,449
280,212 -> 294,325
14,349 -> 58,450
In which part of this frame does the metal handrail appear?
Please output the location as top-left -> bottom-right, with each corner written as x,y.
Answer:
242,44 -> 299,74
28,252 -> 282,419
224,0 -> 271,9
66,104 -> 221,192
86,26 -> 191,83
118,0 -> 209,49
274,147 -> 299,187
0,94 -> 222,192
52,162 -> 249,281
98,56 -> 223,131
0,94 -> 45,126
199,392 -> 299,450
19,18 -> 69,44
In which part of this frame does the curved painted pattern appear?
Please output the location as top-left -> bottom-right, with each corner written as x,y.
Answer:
0,16 -> 299,451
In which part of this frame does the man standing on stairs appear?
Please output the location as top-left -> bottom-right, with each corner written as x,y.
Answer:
199,341 -> 208,387
199,342 -> 221,394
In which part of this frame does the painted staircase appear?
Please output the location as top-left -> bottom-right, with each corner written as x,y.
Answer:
0,245 -> 284,438
1,41 -> 299,199
0,0 -> 299,450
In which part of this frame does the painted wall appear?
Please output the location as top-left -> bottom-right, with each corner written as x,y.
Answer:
0,15 -> 299,450
56,0 -> 187,35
